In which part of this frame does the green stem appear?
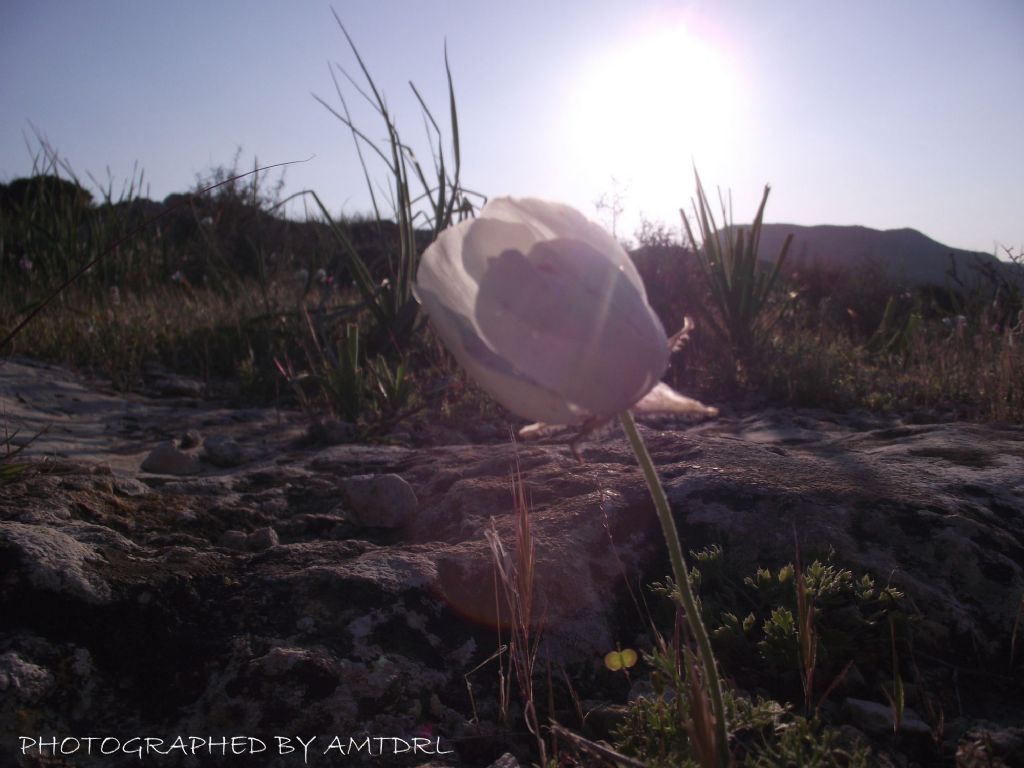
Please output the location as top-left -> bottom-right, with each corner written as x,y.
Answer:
619,410 -> 730,767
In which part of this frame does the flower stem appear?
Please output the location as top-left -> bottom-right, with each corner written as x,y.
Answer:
619,410 -> 730,767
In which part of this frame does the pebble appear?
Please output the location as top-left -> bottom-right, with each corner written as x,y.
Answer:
179,429 -> 202,449
844,697 -> 931,737
140,442 -> 200,476
155,375 -> 204,398
203,435 -> 244,468
247,527 -> 279,551
0,651 -> 54,702
218,530 -> 249,551
342,473 -> 418,529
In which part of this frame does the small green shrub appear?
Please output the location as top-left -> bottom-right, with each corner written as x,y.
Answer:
614,642 -> 872,767
681,172 -> 792,367
703,550 -> 906,704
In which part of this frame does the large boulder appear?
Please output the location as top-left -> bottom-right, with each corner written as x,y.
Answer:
1,359 -> 1022,765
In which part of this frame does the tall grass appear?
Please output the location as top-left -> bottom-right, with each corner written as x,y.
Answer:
311,13 -> 481,356
681,172 -> 792,369
754,264 -> 1024,420
1,132 -> 156,297
485,459 -> 548,765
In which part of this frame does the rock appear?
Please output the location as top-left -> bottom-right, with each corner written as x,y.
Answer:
140,441 -> 200,475
3,361 -> 1024,766
487,754 -> 522,768
342,473 -> 418,529
247,526 -> 279,550
0,651 -> 54,702
153,373 -> 204,398
202,434 -> 244,467
959,724 -> 1024,765
112,476 -> 150,496
179,428 -> 202,449
844,697 -> 931,737
0,521 -> 116,604
219,530 -> 249,551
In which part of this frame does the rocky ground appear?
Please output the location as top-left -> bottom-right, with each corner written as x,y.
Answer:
2,358 -> 1023,767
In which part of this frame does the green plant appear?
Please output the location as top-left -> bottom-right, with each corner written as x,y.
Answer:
794,552 -> 819,717
311,14 -> 480,355
614,641 -> 871,767
1,423 -> 45,486
746,716 -> 872,767
620,411 -> 731,767
321,322 -> 364,423
881,615 -> 906,734
864,294 -> 923,357
707,552 -> 906,711
273,317 -> 366,424
0,132 -> 152,298
681,172 -> 792,366
0,136 -> 304,356
366,354 -> 419,423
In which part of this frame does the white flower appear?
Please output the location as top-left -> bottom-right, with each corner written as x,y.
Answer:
415,197 -> 716,428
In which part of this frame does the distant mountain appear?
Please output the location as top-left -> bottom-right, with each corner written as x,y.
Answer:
742,223 -> 1023,289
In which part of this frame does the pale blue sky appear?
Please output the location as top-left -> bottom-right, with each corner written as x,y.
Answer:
1,1 -> 1021,254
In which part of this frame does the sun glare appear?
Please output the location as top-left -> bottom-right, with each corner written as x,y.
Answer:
565,19 -> 743,228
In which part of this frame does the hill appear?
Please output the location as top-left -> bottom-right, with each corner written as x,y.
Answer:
745,223 -> 1023,289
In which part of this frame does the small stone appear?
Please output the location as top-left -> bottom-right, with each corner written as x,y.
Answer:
1,522 -> 113,604
179,429 -> 202,449
156,374 -> 204,398
113,477 -> 150,497
203,435 -> 244,468
342,473 -> 418,529
247,527 -> 279,551
844,697 -> 931,737
961,725 -> 1024,764
0,652 -> 54,702
141,442 -> 200,476
218,530 -> 249,551
486,754 -> 521,768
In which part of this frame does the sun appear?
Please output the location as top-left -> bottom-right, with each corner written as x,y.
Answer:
564,18 -> 743,225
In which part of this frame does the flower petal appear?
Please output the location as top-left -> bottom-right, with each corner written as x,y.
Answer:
416,197 -> 679,425
478,198 -> 649,295
415,215 -> 581,423
473,230 -> 668,418
631,382 -> 719,418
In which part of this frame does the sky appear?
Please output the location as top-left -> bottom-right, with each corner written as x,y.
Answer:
1,0 -> 1022,256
